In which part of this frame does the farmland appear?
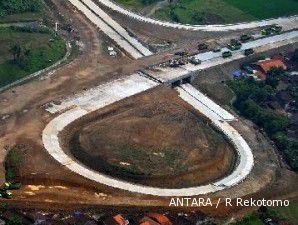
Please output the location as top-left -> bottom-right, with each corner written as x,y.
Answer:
0,27 -> 66,87
114,0 -> 298,24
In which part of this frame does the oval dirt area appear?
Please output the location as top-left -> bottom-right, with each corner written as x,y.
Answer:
63,87 -> 236,188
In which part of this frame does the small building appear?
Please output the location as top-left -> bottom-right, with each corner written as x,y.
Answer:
113,214 -> 129,225
105,214 -> 129,225
139,217 -> 160,225
146,214 -> 172,225
256,58 -> 287,73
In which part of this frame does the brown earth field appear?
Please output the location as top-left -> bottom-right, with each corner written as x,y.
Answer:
61,87 -> 236,188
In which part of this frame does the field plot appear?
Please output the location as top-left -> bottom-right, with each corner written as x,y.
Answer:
114,0 -> 298,24
0,27 -> 66,87
63,87 -> 236,188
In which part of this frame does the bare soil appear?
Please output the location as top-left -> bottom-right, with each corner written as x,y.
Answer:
62,87 -> 235,188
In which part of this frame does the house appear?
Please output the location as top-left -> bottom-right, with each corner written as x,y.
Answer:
139,217 -> 160,225
113,214 -> 129,225
146,214 -> 172,225
104,214 -> 129,225
256,58 -> 287,73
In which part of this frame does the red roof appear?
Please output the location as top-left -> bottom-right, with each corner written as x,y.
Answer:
139,217 -> 161,225
147,214 -> 172,225
254,70 -> 266,80
140,220 -> 160,225
113,214 -> 128,225
140,222 -> 152,225
257,58 -> 287,72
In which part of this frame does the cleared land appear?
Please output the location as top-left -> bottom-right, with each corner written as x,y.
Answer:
65,87 -> 235,188
114,0 -> 298,24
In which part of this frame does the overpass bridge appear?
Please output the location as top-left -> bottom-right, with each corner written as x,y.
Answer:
143,30 -> 298,86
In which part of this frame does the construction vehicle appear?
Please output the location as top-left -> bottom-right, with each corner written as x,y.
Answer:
262,25 -> 282,35
244,48 -> 254,56
222,51 -> 232,58
3,182 -> 21,190
0,190 -> 12,199
240,34 -> 252,42
189,57 -> 201,65
271,24 -> 282,34
174,51 -> 188,56
212,47 -> 221,52
227,39 -> 242,51
197,43 -> 208,50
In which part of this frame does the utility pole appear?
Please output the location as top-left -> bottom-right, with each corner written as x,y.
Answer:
55,22 -> 58,32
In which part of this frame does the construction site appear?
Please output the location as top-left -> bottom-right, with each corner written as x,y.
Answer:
0,0 -> 297,225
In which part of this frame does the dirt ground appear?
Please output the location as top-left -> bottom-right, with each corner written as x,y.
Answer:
62,87 -> 235,188
0,0 -> 297,220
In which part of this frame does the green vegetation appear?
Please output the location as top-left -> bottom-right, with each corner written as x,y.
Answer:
0,26 -> 66,87
235,203 -> 298,225
154,0 -> 251,24
272,201 -> 298,225
227,68 -> 298,171
232,213 -> 263,225
0,0 -> 42,18
6,216 -> 22,225
4,146 -> 23,182
116,0 -> 298,24
224,0 -> 298,20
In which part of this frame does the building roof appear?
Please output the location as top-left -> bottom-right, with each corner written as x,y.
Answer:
232,70 -> 243,78
254,70 -> 266,80
257,58 -> 287,72
140,217 -> 161,225
113,214 -> 129,225
147,214 -> 172,225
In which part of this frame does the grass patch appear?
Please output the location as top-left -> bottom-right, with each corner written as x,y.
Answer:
271,202 -> 298,225
155,0 -> 252,24
115,0 -> 298,24
0,27 -> 66,87
224,0 -> 298,20
4,146 -> 24,182
232,213 -> 263,225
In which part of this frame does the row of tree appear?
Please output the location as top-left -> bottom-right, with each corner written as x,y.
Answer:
9,43 -> 31,67
0,0 -> 42,17
228,68 -> 298,171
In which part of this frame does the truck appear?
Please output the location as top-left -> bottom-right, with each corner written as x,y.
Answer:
244,48 -> 254,56
262,25 -> 282,36
227,39 -> 242,51
240,34 -> 252,42
197,43 -> 208,50
3,182 -> 21,190
0,190 -> 12,199
189,57 -> 201,65
222,51 -> 232,58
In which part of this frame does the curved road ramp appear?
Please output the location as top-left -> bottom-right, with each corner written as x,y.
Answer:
43,73 -> 254,196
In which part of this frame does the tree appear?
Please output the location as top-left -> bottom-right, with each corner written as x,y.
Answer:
9,43 -> 21,62
6,215 -> 22,225
266,67 -> 285,89
191,11 -> 205,24
170,9 -> 180,22
0,0 -> 42,15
